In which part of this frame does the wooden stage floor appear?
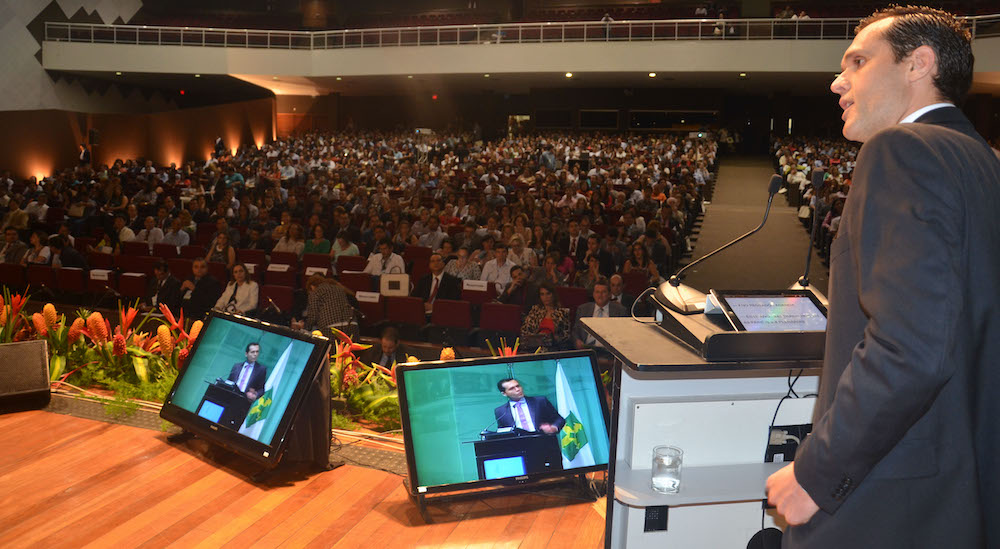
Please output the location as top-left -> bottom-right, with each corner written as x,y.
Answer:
0,410 -> 606,548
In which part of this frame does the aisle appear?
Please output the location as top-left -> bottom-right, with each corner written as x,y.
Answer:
682,156 -> 829,294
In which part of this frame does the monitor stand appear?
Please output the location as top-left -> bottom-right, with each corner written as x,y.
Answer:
405,473 -> 601,524
166,357 -> 337,483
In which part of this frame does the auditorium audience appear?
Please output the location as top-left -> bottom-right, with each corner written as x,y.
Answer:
0,128 -> 717,351
520,282 -> 571,352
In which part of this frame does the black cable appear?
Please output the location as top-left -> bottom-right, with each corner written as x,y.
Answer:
759,368 -> 805,541
630,287 -> 659,324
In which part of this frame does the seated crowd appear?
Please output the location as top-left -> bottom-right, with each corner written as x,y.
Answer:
772,136 -> 858,264
0,129 -> 716,351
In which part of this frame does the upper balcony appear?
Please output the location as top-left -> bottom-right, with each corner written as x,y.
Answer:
41,16 -> 1000,96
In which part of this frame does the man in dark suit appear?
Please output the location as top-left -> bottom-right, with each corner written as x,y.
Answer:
180,258 -> 223,321
608,274 -> 636,312
359,326 -> 409,367
0,227 -> 27,264
767,8 -> 1000,548
227,342 -> 267,402
582,235 -> 615,278
497,264 -> 538,310
559,219 -> 588,267
411,252 -> 461,314
494,378 -> 565,434
573,277 -> 628,348
145,259 -> 181,312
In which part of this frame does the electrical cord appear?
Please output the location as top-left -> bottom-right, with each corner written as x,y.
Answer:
630,287 -> 659,324
760,368 -> 806,540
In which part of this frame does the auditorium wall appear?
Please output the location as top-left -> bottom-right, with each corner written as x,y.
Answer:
0,97 -> 274,179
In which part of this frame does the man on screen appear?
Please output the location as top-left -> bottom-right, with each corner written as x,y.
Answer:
228,342 -> 267,402
494,378 -> 565,434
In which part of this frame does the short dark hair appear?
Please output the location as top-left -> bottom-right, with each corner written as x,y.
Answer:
593,276 -> 611,291
380,325 -> 399,342
245,342 -> 260,353
497,377 -> 518,392
153,259 -> 169,272
858,6 -> 973,104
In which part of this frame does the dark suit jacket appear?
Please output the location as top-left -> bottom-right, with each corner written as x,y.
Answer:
572,301 -> 628,344
494,396 -> 566,433
412,272 -> 462,302
559,234 -> 588,265
498,280 -> 539,310
181,275 -> 222,321
228,361 -> 267,396
359,343 -> 409,367
147,274 -> 182,313
57,246 -> 87,269
788,107 -> 1000,548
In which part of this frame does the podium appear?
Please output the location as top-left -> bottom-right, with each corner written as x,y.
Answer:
197,380 -> 250,430
473,430 -> 563,480
582,317 -> 822,549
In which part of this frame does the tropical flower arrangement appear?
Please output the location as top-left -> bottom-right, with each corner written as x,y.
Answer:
5,290 -> 204,412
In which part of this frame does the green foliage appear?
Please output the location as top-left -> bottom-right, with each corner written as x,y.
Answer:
331,410 -> 359,431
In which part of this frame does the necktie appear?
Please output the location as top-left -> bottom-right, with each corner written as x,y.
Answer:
516,401 -> 530,430
430,276 -> 439,302
596,306 -> 605,318
238,363 -> 251,392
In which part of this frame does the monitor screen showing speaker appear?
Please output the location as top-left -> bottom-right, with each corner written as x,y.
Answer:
397,350 -> 611,494
160,312 -> 330,467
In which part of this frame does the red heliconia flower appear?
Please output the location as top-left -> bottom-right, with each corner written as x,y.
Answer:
10,294 -> 27,316
112,334 -> 127,356
178,347 -> 190,368
32,313 -> 48,337
13,327 -> 28,342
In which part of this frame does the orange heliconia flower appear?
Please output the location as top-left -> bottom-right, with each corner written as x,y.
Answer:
157,325 -> 174,356
32,313 -> 48,337
87,312 -> 108,343
189,320 -> 203,342
68,317 -> 85,344
42,303 -> 58,328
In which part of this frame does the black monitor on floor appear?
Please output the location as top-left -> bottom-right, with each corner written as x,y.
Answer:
398,350 -> 611,495
160,312 -> 330,468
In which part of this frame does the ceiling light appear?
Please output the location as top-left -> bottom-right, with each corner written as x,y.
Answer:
648,72 -> 656,78
273,76 -> 279,80
407,75 -> 413,79
194,74 -> 201,78
115,71 -> 122,76
336,77 -> 342,81
565,72 -> 573,78
739,72 -> 747,77
484,74 -> 490,78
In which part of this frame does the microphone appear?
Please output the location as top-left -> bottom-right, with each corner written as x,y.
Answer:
266,296 -> 282,314
660,174 -> 783,313
796,170 -> 825,288
479,413 -> 502,438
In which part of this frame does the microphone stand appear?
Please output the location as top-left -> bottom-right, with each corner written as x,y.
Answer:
788,170 -> 829,306
657,175 -> 784,314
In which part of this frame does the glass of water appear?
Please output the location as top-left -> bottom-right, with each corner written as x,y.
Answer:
651,446 -> 683,494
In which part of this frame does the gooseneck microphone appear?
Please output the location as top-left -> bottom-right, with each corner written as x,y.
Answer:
668,174 -> 784,289
797,169 -> 825,288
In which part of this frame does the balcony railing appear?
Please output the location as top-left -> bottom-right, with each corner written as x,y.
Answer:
44,15 -> 1000,50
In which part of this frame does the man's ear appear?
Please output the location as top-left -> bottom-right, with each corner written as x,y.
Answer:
907,44 -> 938,84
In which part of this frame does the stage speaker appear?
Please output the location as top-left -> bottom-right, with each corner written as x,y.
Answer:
0,340 -> 51,413
88,128 -> 100,146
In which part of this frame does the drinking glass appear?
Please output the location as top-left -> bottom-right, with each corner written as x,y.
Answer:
651,445 -> 683,494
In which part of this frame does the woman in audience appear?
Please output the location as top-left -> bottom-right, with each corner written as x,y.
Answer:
574,254 -> 602,292
213,262 -> 258,315
273,222 -> 305,258
520,283 -> 571,352
444,246 -> 481,280
624,242 -> 660,286
532,251 -> 567,287
205,231 -> 236,270
304,223 -> 331,255
507,235 -> 537,268
21,230 -> 52,265
393,220 -> 418,251
330,230 -> 360,260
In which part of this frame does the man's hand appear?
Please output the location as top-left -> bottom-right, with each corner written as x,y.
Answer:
766,462 -> 820,525
245,388 -> 259,401
181,280 -> 195,291
539,423 -> 559,434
